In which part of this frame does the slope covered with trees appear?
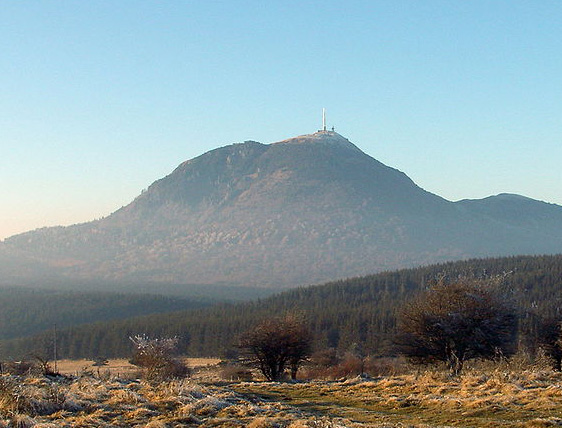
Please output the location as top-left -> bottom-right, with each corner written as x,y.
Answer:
3,131 -> 562,289
0,288 -> 212,342
2,254 -> 562,360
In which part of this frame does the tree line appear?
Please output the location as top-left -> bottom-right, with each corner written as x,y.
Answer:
0,287 -> 209,341
2,254 -> 562,362
138,275 -> 560,381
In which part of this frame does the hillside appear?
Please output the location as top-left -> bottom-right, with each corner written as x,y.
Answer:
0,282 -> 277,347
2,131 -> 562,288
0,288 -> 212,342
4,254 -> 562,360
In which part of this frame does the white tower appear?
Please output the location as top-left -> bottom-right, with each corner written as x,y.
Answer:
322,108 -> 326,131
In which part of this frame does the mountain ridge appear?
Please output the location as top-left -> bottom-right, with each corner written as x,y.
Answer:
2,131 -> 562,288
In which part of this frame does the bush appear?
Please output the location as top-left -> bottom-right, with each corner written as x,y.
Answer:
239,314 -> 312,381
130,335 -> 189,382
396,277 -> 518,375
364,356 -> 407,376
309,348 -> 339,369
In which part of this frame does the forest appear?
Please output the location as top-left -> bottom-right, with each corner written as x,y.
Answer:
0,288 -> 212,341
2,254 -> 562,360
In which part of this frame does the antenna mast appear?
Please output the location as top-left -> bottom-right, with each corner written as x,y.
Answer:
322,108 -> 326,131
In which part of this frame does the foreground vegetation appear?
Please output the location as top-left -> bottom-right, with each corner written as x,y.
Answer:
0,373 -> 323,427
237,367 -> 562,427
4,360 -> 562,427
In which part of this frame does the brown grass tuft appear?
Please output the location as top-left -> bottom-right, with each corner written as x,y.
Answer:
247,416 -> 276,428
144,420 -> 170,428
525,418 -> 562,427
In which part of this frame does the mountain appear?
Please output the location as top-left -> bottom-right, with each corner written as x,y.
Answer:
2,130 -> 562,288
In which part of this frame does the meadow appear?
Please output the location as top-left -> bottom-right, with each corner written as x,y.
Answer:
55,358 -> 222,378
3,357 -> 562,427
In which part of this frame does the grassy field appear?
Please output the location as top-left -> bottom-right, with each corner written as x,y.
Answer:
0,373 -> 335,427
233,369 -> 562,427
3,361 -> 562,427
55,357 -> 222,377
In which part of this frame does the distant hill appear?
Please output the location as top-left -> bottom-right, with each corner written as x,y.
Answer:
0,288 -> 211,342
2,131 -> 562,288
4,254 -> 562,360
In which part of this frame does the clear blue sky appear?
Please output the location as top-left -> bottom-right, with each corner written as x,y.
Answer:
2,1 -> 562,240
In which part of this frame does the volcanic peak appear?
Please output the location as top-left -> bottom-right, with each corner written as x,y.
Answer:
273,131 -> 363,153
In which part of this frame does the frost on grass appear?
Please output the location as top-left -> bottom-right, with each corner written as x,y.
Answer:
236,369 -> 562,427
0,374 -> 316,427
5,368 -> 562,427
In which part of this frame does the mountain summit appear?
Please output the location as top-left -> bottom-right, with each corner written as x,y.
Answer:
2,131 -> 562,288
274,130 -> 363,152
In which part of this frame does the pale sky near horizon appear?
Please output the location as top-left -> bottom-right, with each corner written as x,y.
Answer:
2,1 -> 562,240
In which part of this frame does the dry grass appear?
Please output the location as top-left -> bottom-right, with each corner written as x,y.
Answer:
6,359 -> 562,427
55,357 -> 221,377
234,368 -> 562,427
0,372 -> 340,427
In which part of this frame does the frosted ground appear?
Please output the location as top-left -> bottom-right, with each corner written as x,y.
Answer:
3,364 -> 562,427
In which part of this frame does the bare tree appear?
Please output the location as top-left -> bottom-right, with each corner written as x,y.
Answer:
130,335 -> 189,381
31,354 -> 58,376
239,314 -> 312,381
396,277 -> 518,375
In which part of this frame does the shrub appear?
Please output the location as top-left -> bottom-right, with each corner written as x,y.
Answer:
130,335 -> 189,382
239,314 -> 312,381
396,277 -> 518,375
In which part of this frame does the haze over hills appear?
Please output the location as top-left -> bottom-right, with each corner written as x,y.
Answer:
2,130 -> 562,288
5,254 -> 562,360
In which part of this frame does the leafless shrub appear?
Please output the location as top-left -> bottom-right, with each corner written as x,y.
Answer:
304,348 -> 408,380
239,313 -> 312,381
91,356 -> 109,378
331,353 -> 363,378
309,348 -> 339,369
396,277 -> 518,375
130,335 -> 189,382
364,356 -> 407,376
31,355 -> 58,377
306,353 -> 365,379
